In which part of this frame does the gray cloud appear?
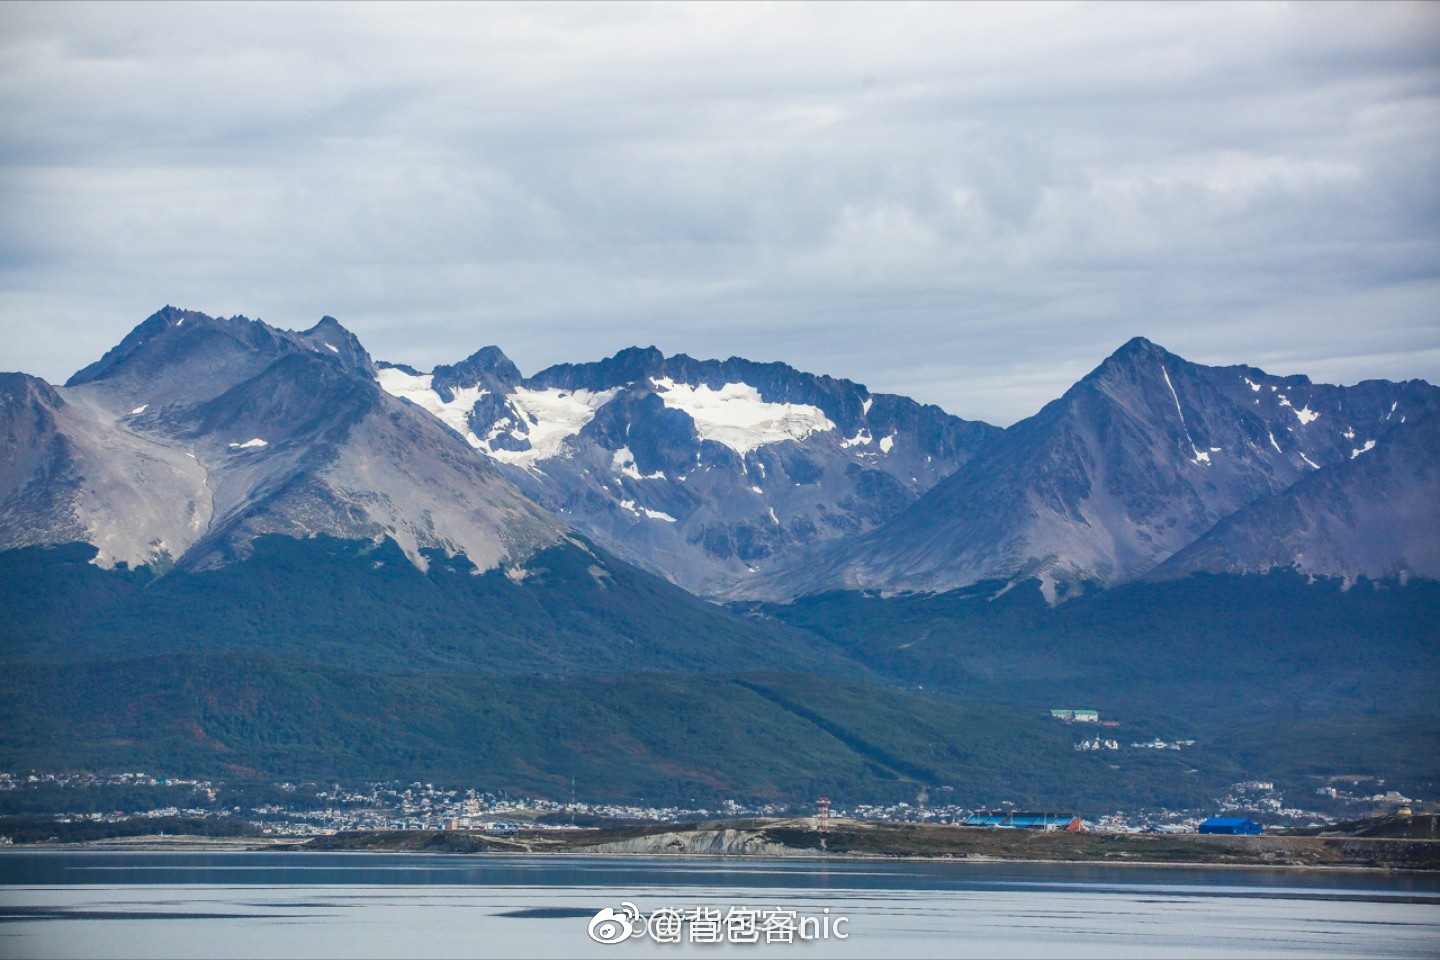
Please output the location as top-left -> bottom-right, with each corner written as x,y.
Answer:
2,1 -> 1437,424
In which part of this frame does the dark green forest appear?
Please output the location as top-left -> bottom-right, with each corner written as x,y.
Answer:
3,538 -> 1436,809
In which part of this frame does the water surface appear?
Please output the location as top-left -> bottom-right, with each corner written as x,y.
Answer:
2,850 -> 1436,958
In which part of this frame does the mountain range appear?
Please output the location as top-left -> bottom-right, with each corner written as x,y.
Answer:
789,336 -> 1440,599
5,307 -> 1434,598
376,344 -> 998,596
370,329 -> 1440,599
2,308 -> 559,575
2,307 -> 1436,809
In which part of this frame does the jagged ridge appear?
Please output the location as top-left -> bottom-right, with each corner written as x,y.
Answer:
377,344 -> 1001,596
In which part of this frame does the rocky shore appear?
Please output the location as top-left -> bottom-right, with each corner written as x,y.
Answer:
284,816 -> 1440,871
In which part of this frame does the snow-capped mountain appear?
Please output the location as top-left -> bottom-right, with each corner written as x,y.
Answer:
787,337 -> 1440,599
0,307 -> 562,571
5,312 -> 1435,603
376,346 -> 1000,595
1151,410 -> 1440,583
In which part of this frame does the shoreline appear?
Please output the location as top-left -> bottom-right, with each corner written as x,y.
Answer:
5,827 -> 1437,875
1,846 -> 1427,877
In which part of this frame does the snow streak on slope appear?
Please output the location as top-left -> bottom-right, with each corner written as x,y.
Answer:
649,377 -> 835,454
618,499 -> 677,522
1161,364 -> 1209,466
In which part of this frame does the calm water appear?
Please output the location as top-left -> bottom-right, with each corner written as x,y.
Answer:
1,850 -> 1437,958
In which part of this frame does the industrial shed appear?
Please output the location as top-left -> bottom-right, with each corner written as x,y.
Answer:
1198,817 -> 1263,835
962,811 -> 1082,831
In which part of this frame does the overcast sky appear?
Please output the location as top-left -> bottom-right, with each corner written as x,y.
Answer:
2,2 -> 1436,424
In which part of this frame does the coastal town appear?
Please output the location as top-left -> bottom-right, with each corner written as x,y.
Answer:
0,769 -> 1422,844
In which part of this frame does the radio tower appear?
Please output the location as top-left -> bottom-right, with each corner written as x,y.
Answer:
815,797 -> 831,832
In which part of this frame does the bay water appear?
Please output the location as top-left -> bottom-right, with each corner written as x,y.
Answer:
2,850 -> 1437,958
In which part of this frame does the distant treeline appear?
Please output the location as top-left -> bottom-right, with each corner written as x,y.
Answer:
0,816 -> 258,844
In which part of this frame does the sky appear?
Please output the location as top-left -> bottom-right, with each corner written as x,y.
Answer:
1,1 -> 1437,426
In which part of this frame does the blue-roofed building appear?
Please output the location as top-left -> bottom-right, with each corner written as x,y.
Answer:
962,811 -> 1082,831
1198,817 -> 1263,835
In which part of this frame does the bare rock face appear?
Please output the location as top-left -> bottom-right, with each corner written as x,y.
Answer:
1,307 -> 562,572
1151,411 -> 1440,584
0,373 -> 89,550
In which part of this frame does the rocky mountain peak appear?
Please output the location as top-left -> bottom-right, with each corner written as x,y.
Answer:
298,316 -> 377,378
2,308 -> 564,574
62,308 -> 381,413
430,345 -> 523,401
533,345 -> 668,392
786,342 -> 1440,600
0,371 -> 64,412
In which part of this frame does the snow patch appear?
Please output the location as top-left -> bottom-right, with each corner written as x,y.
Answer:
862,397 -> 873,415
129,404 -> 148,415
324,343 -> 339,353
1351,440 -> 1376,459
1294,405 -> 1319,425
841,429 -> 873,448
1300,452 -> 1320,469
1387,401 -> 1397,420
376,367 -> 488,447
751,485 -> 763,494
1242,376 -> 1262,392
1268,431 -> 1282,454
649,377 -> 834,454
378,367 -> 620,467
879,434 -> 895,454
768,507 -> 779,525
612,446 -> 664,481
1343,427 -> 1355,440
228,438 -> 268,449
491,387 -> 621,466
618,498 -> 676,522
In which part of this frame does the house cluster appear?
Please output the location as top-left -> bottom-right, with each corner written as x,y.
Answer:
7,768 -> 1425,838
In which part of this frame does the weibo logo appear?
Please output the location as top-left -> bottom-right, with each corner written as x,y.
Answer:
588,902 -> 643,943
